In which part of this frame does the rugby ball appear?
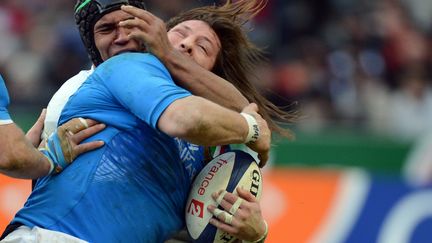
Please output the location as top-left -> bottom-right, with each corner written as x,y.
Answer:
185,150 -> 263,242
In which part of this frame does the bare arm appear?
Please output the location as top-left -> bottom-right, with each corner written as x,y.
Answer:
158,96 -> 270,164
161,49 -> 249,111
0,75 -> 105,179
0,75 -> 47,178
158,96 -> 248,145
120,5 -> 249,111
0,118 -> 105,179
0,123 -> 51,179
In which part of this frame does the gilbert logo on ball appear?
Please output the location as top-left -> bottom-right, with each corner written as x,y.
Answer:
186,150 -> 263,243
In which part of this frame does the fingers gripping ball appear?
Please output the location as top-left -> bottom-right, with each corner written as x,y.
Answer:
0,75 -> 13,125
185,150 -> 263,243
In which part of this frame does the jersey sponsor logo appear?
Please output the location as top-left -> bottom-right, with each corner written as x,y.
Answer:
175,138 -> 202,179
176,138 -> 200,163
198,159 -> 228,195
187,198 -> 205,218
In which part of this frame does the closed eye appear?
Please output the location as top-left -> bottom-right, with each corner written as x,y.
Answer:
173,29 -> 186,37
199,45 -> 208,55
95,24 -> 115,33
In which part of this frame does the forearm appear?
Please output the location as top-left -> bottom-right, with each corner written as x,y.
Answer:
0,124 -> 50,179
185,102 -> 247,145
161,49 -> 249,111
159,96 -> 248,146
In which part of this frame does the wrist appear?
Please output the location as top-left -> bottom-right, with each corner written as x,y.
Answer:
240,113 -> 260,144
159,47 -> 178,66
243,220 -> 268,243
38,130 -> 69,175
39,148 -> 58,175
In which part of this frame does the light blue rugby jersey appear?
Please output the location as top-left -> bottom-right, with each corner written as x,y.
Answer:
12,53 -> 205,243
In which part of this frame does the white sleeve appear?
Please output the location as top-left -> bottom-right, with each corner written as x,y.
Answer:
42,68 -> 94,139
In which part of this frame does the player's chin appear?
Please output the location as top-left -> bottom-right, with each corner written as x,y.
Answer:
111,49 -> 136,57
110,45 -> 144,57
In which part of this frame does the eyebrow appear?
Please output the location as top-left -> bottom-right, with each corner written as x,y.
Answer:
182,25 -> 193,32
182,24 -> 218,49
95,16 -> 135,28
95,22 -> 115,29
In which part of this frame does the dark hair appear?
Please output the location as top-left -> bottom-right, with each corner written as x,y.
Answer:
166,0 -> 296,138
74,0 -> 146,66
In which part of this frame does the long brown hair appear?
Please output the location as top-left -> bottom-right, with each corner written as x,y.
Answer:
166,0 -> 297,139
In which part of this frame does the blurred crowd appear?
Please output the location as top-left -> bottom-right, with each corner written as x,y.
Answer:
1,0 -> 432,141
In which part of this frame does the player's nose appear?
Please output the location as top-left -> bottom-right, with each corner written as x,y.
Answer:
114,26 -> 130,45
179,39 -> 193,56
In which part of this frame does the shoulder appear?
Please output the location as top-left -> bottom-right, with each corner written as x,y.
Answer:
44,68 -> 95,138
98,52 -> 169,77
93,52 -> 174,89
62,69 -> 94,89
48,68 -> 94,107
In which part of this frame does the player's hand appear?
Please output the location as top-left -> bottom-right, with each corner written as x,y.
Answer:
119,5 -> 173,60
40,118 -> 105,174
241,103 -> 271,167
208,188 -> 267,242
55,118 -> 106,162
26,109 -> 46,147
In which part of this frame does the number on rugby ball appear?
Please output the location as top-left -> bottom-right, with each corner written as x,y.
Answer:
185,150 -> 263,243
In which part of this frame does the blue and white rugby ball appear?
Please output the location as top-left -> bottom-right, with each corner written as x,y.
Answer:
185,150 -> 263,243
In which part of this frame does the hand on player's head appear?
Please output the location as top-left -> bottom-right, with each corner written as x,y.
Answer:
119,5 -> 171,60
120,5 -> 221,71
241,103 -> 271,167
93,10 -> 142,62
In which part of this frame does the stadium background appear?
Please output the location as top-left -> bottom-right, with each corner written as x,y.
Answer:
1,0 -> 432,242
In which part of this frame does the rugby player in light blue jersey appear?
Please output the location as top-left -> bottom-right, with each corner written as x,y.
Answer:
4,8 -> 272,243
1,0 -> 295,242
8,51 -> 268,243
